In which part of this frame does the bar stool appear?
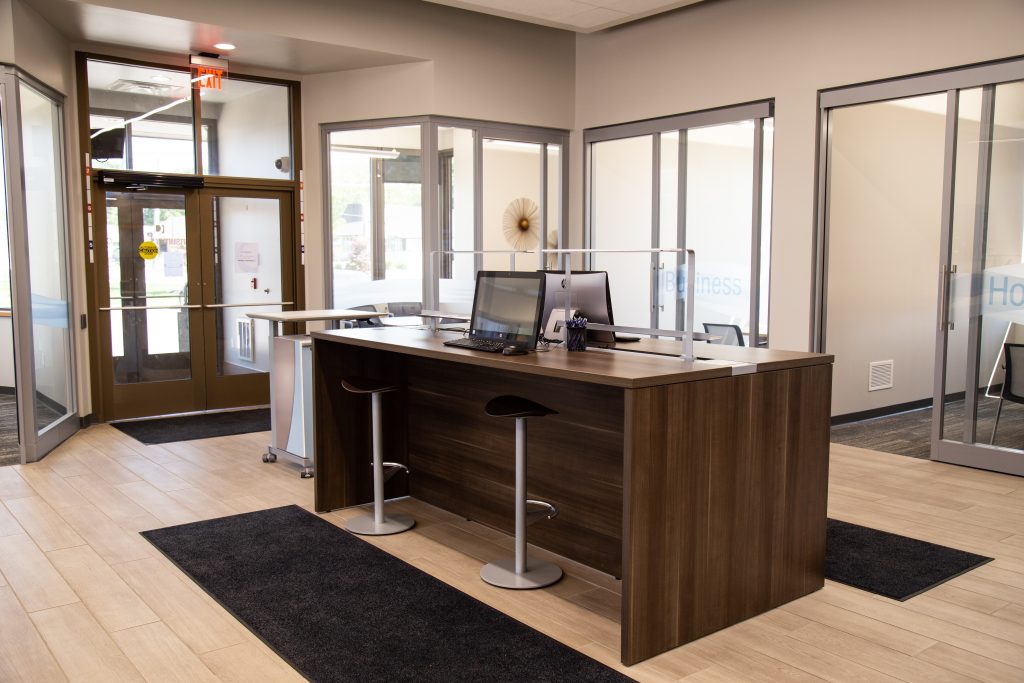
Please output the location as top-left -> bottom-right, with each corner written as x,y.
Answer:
341,377 -> 415,536
480,395 -> 563,589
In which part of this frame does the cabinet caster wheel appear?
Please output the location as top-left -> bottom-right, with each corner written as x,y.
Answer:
300,471 -> 313,479
263,452 -> 277,463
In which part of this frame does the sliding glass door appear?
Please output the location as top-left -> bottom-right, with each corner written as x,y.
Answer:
818,57 -> 1024,476
935,78 -> 1024,474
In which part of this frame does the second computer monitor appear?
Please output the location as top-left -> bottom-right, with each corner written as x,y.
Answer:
540,270 -> 615,347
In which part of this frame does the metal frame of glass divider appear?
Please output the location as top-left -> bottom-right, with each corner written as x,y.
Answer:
0,64 -> 80,463
427,247 -> 699,361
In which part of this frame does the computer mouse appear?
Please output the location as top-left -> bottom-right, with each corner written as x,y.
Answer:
502,345 -> 528,356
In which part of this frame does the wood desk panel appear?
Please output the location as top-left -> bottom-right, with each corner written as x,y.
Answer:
622,363 -> 831,664
405,357 -> 625,576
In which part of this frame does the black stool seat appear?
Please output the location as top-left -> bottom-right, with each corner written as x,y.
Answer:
485,395 -> 557,419
341,376 -> 398,394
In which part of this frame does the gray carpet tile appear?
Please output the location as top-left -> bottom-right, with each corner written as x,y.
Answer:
830,396 -> 1024,459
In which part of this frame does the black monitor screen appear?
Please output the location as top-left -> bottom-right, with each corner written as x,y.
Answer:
90,128 -> 126,161
540,270 -> 615,347
469,271 -> 546,348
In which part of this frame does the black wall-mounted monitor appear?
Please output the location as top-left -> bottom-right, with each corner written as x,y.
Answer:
90,128 -> 126,161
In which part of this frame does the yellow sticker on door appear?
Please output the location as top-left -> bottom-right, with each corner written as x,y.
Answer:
138,241 -> 159,260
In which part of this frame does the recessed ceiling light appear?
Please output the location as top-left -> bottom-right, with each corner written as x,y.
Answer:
213,43 -> 236,51
151,75 -> 171,83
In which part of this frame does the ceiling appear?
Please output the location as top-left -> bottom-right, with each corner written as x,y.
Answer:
421,0 -> 707,33
22,0 -> 421,74
20,0 -> 708,78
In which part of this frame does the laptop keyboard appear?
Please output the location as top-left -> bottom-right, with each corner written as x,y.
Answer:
443,337 -> 507,353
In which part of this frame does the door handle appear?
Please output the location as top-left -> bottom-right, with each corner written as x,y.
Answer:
204,302 -> 294,309
99,304 -> 202,311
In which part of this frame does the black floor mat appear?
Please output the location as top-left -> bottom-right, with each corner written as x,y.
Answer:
142,505 -> 634,683
826,518 -> 993,600
111,409 -> 270,444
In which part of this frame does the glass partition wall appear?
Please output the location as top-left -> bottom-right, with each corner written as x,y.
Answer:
0,67 -> 78,463
585,102 -> 774,343
324,117 -> 568,316
817,57 -> 1024,476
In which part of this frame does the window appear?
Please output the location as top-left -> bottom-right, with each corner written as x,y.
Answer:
585,102 -> 773,345
85,58 -> 292,179
325,117 -> 568,314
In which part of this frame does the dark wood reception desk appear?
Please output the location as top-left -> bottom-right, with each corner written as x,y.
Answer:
311,327 -> 833,665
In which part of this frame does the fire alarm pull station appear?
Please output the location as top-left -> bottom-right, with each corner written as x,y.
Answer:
250,277 -> 258,290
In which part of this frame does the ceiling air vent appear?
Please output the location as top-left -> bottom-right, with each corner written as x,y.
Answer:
868,360 -> 894,391
108,79 -> 185,97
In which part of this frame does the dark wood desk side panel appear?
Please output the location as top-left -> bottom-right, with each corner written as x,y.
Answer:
405,357 -> 625,576
313,340 -> 410,512
621,363 -> 831,665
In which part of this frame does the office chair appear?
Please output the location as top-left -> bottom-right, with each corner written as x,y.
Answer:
386,301 -> 423,317
702,323 -> 745,346
990,343 -> 1024,444
343,305 -> 385,328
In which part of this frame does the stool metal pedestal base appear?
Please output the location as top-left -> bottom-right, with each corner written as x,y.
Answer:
480,558 -> 562,590
345,513 -> 416,536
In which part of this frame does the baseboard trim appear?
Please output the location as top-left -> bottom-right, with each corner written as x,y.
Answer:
831,391 -> 972,426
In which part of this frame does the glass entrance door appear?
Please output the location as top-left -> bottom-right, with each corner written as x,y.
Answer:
199,189 -> 294,409
96,187 -> 293,420
99,190 -> 203,418
934,79 -> 1024,475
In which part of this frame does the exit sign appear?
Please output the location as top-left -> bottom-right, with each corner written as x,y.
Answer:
190,55 -> 229,91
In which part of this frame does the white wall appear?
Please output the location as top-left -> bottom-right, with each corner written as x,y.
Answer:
0,0 -> 14,64
574,0 -> 1024,353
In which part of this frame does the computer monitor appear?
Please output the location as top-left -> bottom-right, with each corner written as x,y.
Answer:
539,270 -> 615,347
468,271 -> 546,349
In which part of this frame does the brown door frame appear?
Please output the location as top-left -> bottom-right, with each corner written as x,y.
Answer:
76,51 -> 304,422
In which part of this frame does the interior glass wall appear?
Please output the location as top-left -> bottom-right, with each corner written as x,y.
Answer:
328,124 -> 423,309
326,118 -> 568,317
86,59 -> 292,181
87,60 -> 196,174
591,135 -> 653,328
943,81 -> 1024,453
0,68 -> 77,464
201,79 -> 292,180
586,105 -> 774,342
825,94 -> 948,421
20,82 -> 73,434
0,100 -> 17,466
819,58 -> 1024,476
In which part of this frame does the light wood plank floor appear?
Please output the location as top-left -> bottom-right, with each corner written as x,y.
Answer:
0,426 -> 1022,682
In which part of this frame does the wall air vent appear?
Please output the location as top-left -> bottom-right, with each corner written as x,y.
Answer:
868,360 -> 894,391
237,318 -> 255,362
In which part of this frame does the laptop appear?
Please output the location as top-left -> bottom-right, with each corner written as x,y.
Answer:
443,271 -> 546,353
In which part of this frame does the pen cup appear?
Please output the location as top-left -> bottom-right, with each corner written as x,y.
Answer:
566,325 -> 587,352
